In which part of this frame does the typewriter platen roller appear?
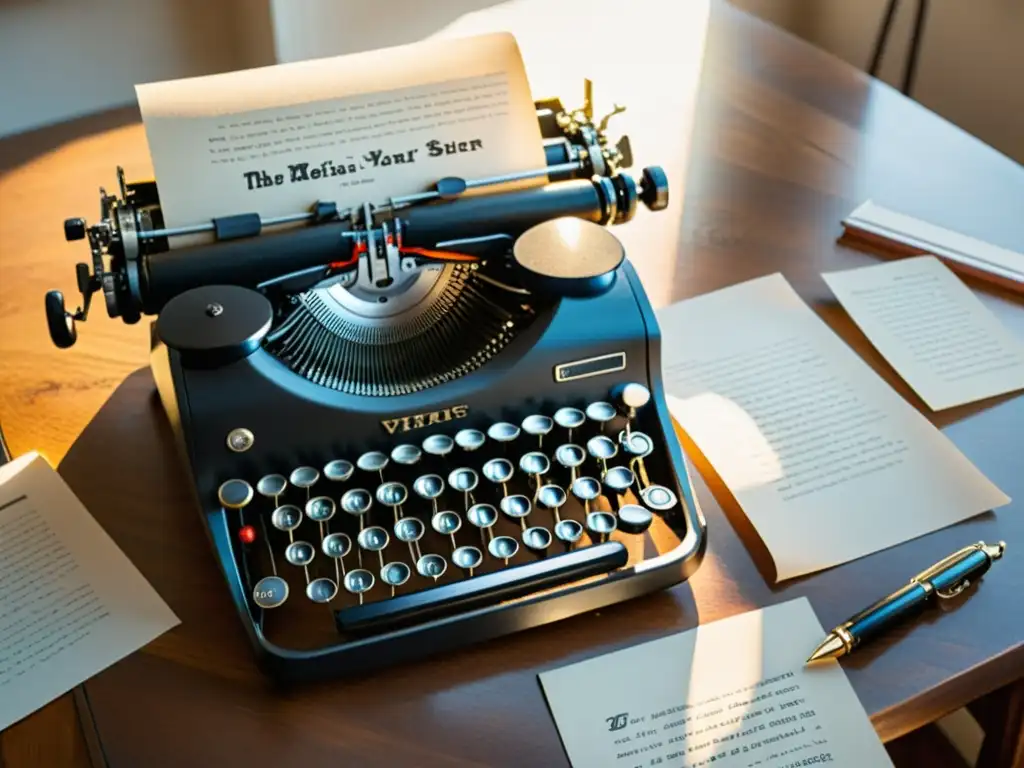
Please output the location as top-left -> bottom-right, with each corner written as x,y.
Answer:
46,83 -> 706,682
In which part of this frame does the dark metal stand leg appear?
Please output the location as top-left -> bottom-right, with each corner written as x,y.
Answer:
868,0 -> 930,96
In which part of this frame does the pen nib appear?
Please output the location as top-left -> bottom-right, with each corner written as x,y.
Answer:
806,633 -> 846,664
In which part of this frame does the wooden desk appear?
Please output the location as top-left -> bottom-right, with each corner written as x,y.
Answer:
1,2 -> 1023,766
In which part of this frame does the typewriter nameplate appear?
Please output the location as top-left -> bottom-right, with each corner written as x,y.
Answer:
554,353 -> 626,383
382,405 -> 469,435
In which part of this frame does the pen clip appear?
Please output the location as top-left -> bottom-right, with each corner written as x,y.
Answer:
910,542 -> 982,586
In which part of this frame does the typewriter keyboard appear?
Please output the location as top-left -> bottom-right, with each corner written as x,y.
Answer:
218,382 -> 686,640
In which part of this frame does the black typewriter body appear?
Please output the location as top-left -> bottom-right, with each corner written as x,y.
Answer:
47,84 -> 707,682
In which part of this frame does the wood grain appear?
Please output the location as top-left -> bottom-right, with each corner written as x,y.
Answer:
1,1 -> 1022,766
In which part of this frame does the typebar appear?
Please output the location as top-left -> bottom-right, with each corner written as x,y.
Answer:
336,541 -> 628,634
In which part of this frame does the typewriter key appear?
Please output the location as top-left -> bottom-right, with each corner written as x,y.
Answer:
416,553 -> 448,581
620,383 -> 651,436
620,430 -> 654,487
357,451 -> 389,481
340,488 -> 373,527
455,429 -> 486,452
537,484 -> 567,523
390,444 -> 422,467
381,561 -> 411,596
587,435 -> 618,475
586,511 -> 618,542
500,494 -> 532,531
467,503 -> 498,545
271,504 -> 303,541
256,474 -> 288,503
487,422 -> 520,445
554,519 -> 584,547
585,401 -> 617,432
482,458 -> 514,498
519,451 -> 550,495
323,460 -> 355,483
641,484 -> 678,511
218,479 -> 253,510
393,516 -> 425,563
554,443 -> 586,483
343,569 -> 375,604
289,466 -> 320,500
603,466 -> 636,495
322,532 -> 352,585
452,545 -> 484,577
252,575 -> 289,609
571,476 -> 601,514
285,541 -> 316,584
306,577 -> 338,604
412,473 -> 445,517
553,407 -> 586,442
448,467 -> 478,511
422,434 -> 455,459
431,510 -> 463,550
522,414 -> 554,449
357,526 -> 390,570
617,504 -> 654,535
376,481 -> 408,523
488,535 -> 520,564
523,526 -> 553,553
305,496 -> 336,541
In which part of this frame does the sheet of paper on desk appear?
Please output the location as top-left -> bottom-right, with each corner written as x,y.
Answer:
539,598 -> 893,768
136,32 -> 545,242
822,256 -> 1024,410
0,453 -> 179,733
657,273 -> 1009,581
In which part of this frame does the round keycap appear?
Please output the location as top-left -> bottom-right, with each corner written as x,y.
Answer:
553,407 -> 586,430
523,526 -> 552,552
285,541 -> 315,566
585,401 -> 617,424
271,504 -> 303,531
422,434 -> 455,457
487,422 -> 520,443
344,569 -> 375,595
306,577 -> 338,603
571,476 -> 601,502
455,429 -> 486,452
218,479 -> 253,510
641,484 -> 678,511
357,451 -> 389,473
341,488 -> 372,516
289,466 -> 319,488
448,468 -> 479,493
412,474 -> 445,500
256,474 -> 288,498
500,495 -> 531,519
416,553 -> 448,579
431,510 -> 462,536
554,519 -> 584,544
390,444 -> 422,466
467,503 -> 498,529
252,576 -> 289,609
394,516 -> 426,543
357,526 -> 389,552
618,504 -> 654,534
452,545 -> 484,571
323,460 -> 354,482
586,511 -> 617,536
620,430 -> 654,457
482,458 -> 514,485
519,451 -> 550,476
537,484 -> 567,510
305,496 -> 336,522
587,435 -> 618,460
621,382 -> 651,409
381,561 -> 411,588
376,481 -> 408,507
603,466 -> 636,493
488,535 -> 519,561
555,443 -> 586,469
522,414 -> 554,437
322,532 -> 352,559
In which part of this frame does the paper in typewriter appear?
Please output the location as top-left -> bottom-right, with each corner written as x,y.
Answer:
136,33 -> 545,241
822,256 -> 1024,411
0,453 -> 179,732
657,273 -> 1008,581
539,598 -> 893,768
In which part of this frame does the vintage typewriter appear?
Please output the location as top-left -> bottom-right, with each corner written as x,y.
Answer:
45,82 -> 707,682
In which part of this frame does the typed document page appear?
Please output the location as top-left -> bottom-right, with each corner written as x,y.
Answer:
0,453 -> 178,732
823,256 -> 1024,410
136,32 -> 546,240
657,273 -> 1008,581
539,598 -> 893,768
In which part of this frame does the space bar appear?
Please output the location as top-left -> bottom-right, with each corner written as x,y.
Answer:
336,541 -> 628,634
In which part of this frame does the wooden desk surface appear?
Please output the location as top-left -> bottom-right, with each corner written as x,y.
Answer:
2,2 -> 1023,766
